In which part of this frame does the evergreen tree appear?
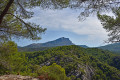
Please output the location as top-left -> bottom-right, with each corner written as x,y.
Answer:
0,0 -> 46,41
97,8 -> 120,43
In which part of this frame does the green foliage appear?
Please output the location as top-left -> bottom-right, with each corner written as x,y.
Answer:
1,43 -> 120,80
18,47 -> 50,52
36,63 -> 70,80
0,41 -> 29,75
0,64 -> 9,75
0,41 -> 18,71
0,0 -> 46,41
97,8 -> 120,42
24,45 -> 120,80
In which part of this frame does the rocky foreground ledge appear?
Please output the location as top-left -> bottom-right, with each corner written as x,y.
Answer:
0,75 -> 39,80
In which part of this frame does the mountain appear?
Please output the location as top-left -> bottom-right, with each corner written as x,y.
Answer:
18,37 -> 89,52
99,43 -> 120,53
25,37 -> 74,48
78,45 -> 88,48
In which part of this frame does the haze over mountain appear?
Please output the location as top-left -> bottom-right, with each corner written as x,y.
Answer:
99,43 -> 120,53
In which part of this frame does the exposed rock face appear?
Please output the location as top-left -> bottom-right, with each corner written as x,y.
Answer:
82,65 -> 95,80
66,64 -> 95,80
0,75 -> 39,80
39,56 -> 95,80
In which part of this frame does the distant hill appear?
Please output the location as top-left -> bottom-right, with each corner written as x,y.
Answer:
18,37 -> 74,52
18,37 -> 89,52
99,43 -> 120,53
25,37 -> 74,48
18,47 -> 50,52
77,45 -> 88,48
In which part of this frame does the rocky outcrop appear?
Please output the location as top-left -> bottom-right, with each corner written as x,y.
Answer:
82,65 -> 95,80
66,64 -> 95,80
39,55 -> 95,80
0,75 -> 39,80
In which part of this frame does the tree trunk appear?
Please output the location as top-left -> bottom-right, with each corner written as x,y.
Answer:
0,0 -> 14,24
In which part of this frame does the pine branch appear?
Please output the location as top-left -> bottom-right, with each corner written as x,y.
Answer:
0,0 -> 14,24
6,13 -> 34,37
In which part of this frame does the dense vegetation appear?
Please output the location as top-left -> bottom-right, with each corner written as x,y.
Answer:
0,41 -> 120,80
18,47 -> 50,52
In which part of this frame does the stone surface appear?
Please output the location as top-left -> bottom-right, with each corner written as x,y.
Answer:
0,75 -> 39,80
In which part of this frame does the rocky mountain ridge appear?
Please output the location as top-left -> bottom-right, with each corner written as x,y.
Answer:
25,37 -> 74,48
18,37 -> 89,52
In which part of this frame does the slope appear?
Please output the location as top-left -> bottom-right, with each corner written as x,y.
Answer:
18,37 -> 88,52
25,45 -> 120,80
99,43 -> 120,53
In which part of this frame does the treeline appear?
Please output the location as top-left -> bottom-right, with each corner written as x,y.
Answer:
0,41 -> 120,80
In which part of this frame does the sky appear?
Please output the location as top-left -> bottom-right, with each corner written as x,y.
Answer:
14,7 -> 110,47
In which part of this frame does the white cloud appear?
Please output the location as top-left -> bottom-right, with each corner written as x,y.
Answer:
28,7 -> 109,43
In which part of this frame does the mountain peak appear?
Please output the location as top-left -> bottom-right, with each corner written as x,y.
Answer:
57,37 -> 69,39
19,38 -> 89,52
56,37 -> 70,41
45,37 -> 74,47
25,37 -> 74,48
60,37 -> 65,39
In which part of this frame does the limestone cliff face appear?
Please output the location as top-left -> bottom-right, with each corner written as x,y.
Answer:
83,65 -> 95,80
39,56 -> 95,80
66,64 -> 95,80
